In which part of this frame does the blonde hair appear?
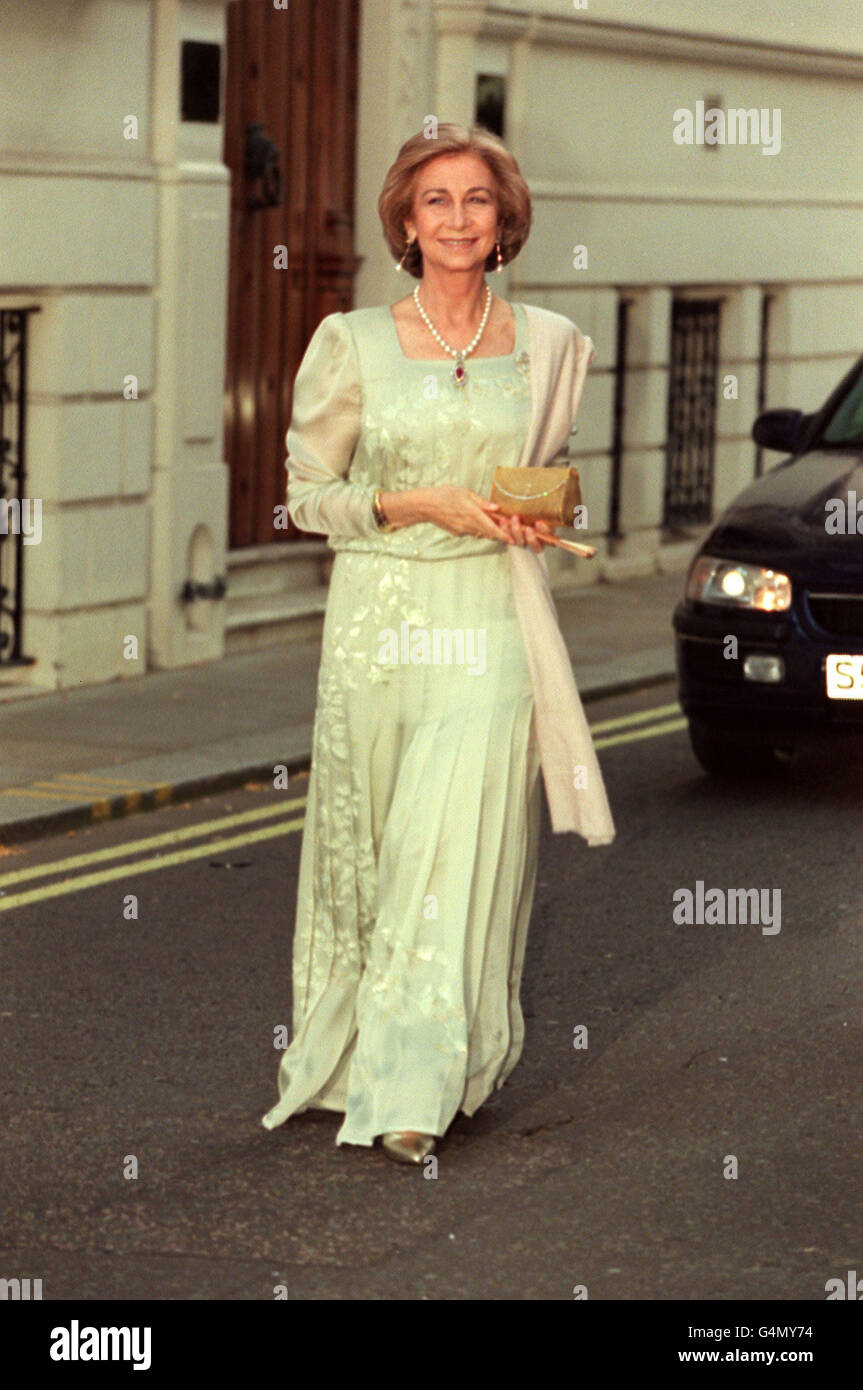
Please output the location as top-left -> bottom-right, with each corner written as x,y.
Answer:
378,123 -> 532,278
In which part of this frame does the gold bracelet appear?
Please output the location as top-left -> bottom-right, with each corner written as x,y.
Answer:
372,487 -> 396,532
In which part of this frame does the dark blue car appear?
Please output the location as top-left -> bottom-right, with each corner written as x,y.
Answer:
674,356 -> 863,774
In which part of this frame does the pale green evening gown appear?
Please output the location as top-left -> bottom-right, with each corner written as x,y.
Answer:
262,301 -> 543,1146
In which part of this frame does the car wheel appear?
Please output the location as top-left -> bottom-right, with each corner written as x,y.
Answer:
687,721 -> 788,777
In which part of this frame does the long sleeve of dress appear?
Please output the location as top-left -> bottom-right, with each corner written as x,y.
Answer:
285,312 -> 380,540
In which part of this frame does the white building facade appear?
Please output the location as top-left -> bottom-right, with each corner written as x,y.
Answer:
1,0 -> 229,692
1,0 -> 862,691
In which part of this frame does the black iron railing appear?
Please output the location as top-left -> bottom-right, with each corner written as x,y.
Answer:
755,291 -> 774,479
607,296 -> 633,541
0,308 -> 39,666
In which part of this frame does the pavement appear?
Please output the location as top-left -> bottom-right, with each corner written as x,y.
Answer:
0,569 -> 686,844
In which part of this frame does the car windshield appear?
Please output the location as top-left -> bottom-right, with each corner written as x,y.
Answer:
820,368 -> 863,446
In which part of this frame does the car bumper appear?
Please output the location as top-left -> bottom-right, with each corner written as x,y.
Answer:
673,599 -> 863,743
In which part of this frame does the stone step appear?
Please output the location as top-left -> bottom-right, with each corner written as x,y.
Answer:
225,541 -> 331,652
225,615 -> 326,653
226,541 -> 332,600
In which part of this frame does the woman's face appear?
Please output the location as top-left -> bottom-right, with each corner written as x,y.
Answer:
403,151 -> 499,277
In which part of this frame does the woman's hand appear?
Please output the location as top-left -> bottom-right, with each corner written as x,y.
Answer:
418,485 -> 513,543
494,514 -> 558,555
419,487 -> 559,553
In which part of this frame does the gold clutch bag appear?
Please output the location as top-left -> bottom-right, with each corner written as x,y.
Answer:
489,466 -> 582,526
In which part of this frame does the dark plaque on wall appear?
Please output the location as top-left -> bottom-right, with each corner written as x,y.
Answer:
181,40 -> 221,123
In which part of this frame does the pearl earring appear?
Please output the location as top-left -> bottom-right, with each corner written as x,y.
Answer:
395,234 -> 415,272
495,238 -> 503,273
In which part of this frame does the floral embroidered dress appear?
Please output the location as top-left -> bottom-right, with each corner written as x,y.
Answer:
262,302 -> 544,1146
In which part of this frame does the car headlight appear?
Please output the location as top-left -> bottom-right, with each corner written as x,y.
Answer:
685,556 -> 792,612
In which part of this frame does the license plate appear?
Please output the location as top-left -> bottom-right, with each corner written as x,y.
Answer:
826,654 -> 863,699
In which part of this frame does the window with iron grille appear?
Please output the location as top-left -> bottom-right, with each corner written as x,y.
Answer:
0,308 -> 38,667
664,298 -> 721,527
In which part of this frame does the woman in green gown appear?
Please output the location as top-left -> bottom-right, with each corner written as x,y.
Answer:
262,123 -> 613,1164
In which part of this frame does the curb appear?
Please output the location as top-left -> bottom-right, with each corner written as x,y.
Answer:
0,664 -> 677,847
0,756 -> 314,848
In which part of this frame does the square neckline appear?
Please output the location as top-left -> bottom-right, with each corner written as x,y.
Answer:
387,298 -> 523,364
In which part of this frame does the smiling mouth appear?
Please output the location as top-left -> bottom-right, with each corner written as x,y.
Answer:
439,238 -> 477,247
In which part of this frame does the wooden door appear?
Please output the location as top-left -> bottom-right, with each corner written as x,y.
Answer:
223,0 -> 362,548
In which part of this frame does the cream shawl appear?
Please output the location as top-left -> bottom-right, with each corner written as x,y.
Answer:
508,304 -> 615,845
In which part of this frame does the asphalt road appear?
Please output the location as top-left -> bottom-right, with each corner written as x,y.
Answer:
1,678 -> 861,1301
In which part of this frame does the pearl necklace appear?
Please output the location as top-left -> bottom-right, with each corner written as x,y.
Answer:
412,283 -> 492,386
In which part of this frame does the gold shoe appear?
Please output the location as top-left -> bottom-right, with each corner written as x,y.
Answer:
381,1131 -> 437,1165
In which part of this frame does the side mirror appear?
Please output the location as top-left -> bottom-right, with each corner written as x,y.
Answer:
751,408 -> 806,454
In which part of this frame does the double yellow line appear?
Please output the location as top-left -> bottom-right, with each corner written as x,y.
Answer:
0,800 -> 307,913
0,701 -> 685,913
590,700 -> 686,750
